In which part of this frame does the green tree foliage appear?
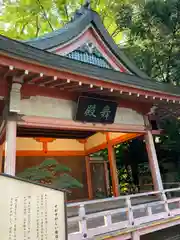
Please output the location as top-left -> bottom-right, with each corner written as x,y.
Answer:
155,119 -> 180,167
116,0 -> 180,84
92,142 -> 142,194
17,158 -> 83,190
0,0 -> 125,42
114,0 -> 180,170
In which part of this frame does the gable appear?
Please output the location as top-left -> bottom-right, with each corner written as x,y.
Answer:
48,26 -> 128,72
24,6 -> 149,79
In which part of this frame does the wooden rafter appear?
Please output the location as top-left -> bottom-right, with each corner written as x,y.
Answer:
0,55 -> 180,109
45,80 -> 68,88
58,82 -> 79,90
42,78 -> 58,86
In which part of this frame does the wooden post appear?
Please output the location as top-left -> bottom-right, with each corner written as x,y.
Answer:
104,161 -> 110,196
106,133 -> 119,197
4,120 -> 17,176
0,144 -> 3,173
85,156 -> 93,199
145,130 -> 163,191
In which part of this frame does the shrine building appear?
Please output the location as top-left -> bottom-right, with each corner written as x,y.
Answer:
0,3 -> 179,200
2,3 -> 180,240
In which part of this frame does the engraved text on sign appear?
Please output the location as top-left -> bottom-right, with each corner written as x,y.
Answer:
0,175 -> 66,240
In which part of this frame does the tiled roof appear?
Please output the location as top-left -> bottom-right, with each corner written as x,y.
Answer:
23,6 -> 149,79
1,34 -> 180,97
0,5 -> 179,96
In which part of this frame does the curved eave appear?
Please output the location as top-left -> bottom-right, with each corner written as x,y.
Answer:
24,9 -> 148,79
0,34 -> 180,99
25,12 -> 91,50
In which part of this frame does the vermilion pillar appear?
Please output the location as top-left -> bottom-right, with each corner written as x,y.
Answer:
106,133 -> 119,197
4,120 -> 17,175
145,130 -> 163,191
0,144 -> 3,173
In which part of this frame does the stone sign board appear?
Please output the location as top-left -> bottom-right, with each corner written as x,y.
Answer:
0,174 -> 67,240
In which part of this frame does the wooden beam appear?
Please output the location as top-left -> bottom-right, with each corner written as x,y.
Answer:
86,142 -> 107,155
34,137 -> 55,153
111,133 -> 142,146
28,75 -> 43,84
0,144 -> 3,173
106,133 -> 119,197
67,85 -> 99,93
104,161 -> 110,196
59,83 -> 79,90
85,156 -> 93,200
86,133 -> 142,155
43,78 -> 57,86
46,80 -> 68,88
19,116 -> 146,133
3,150 -> 85,157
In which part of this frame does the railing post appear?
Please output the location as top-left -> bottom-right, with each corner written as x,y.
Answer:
104,214 -> 112,227
146,205 -> 152,216
78,204 -> 88,239
126,197 -> 134,225
161,192 -> 171,216
131,231 -> 140,240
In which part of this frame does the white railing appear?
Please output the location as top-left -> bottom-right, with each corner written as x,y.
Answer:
67,187 -> 180,240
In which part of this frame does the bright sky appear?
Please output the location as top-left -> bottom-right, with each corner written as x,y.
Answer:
0,0 -> 2,12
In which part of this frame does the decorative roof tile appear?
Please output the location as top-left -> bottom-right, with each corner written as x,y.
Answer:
66,43 -> 112,69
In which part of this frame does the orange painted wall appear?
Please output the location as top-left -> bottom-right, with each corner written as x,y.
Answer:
16,137 -> 84,151
85,132 -> 106,151
16,138 -> 42,150
48,139 -> 84,151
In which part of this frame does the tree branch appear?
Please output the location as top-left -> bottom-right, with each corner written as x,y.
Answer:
165,3 -> 180,84
36,0 -> 54,31
64,4 -> 70,22
146,23 -> 166,82
35,15 -> 40,37
20,21 -> 29,35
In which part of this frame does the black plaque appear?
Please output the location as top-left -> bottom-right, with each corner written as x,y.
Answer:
75,96 -> 117,124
